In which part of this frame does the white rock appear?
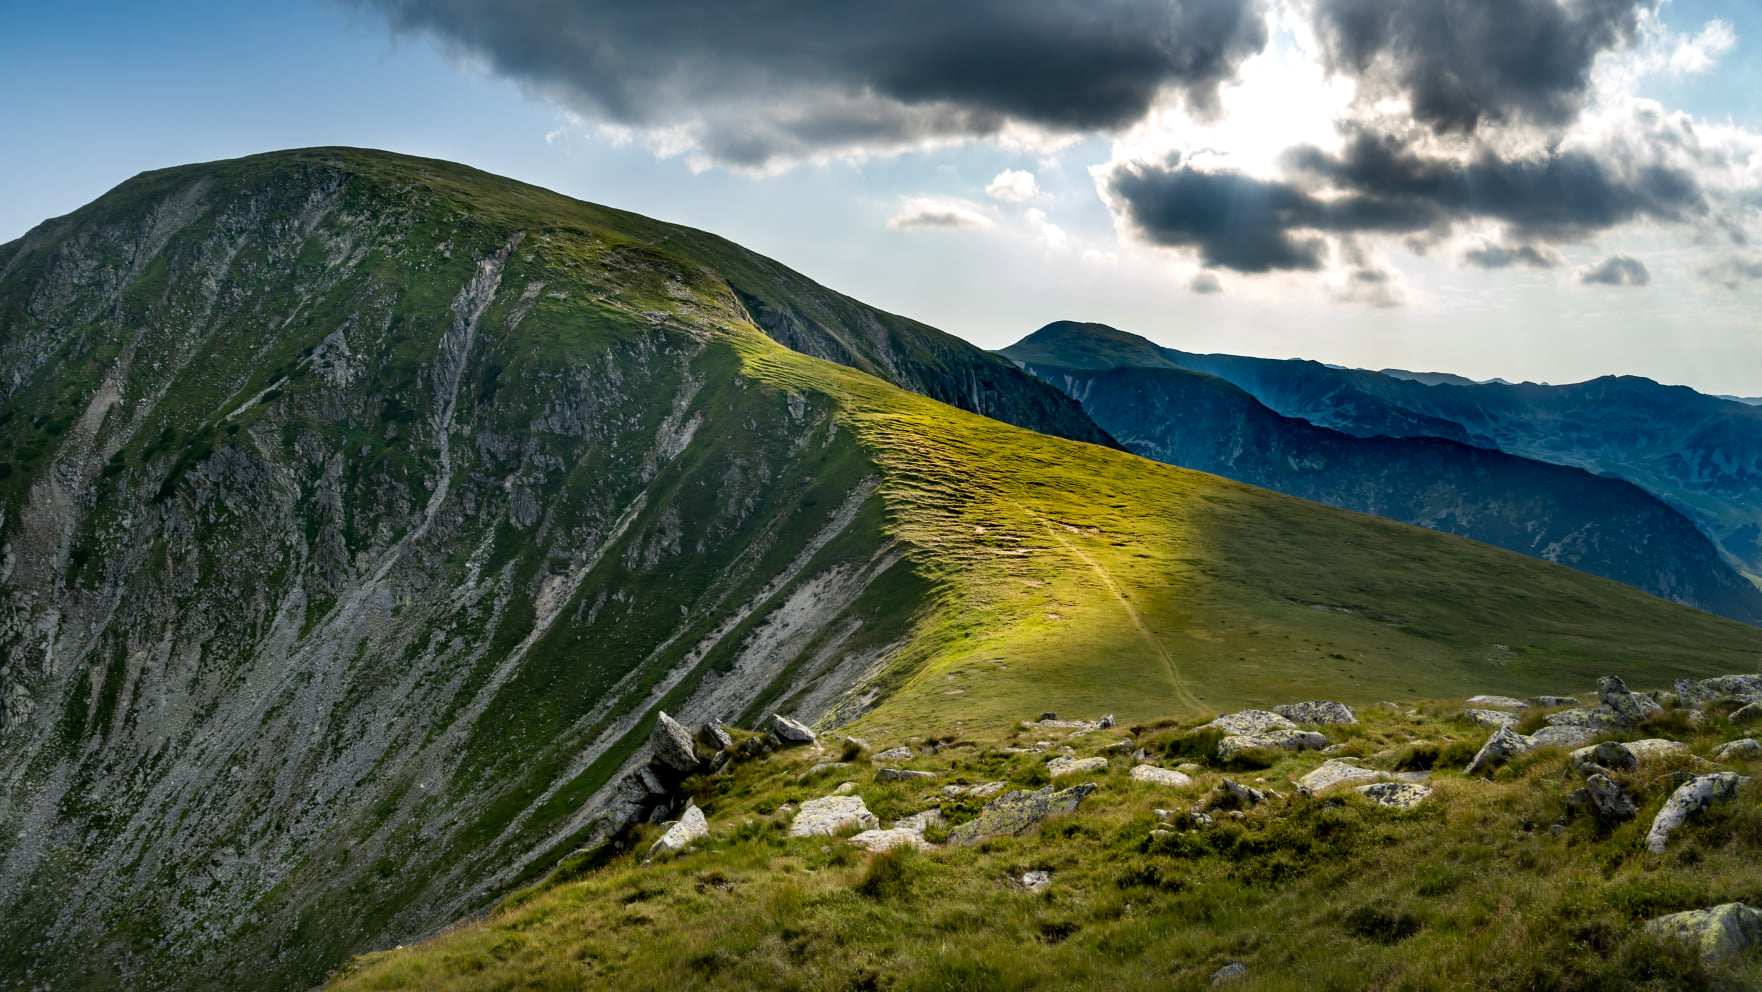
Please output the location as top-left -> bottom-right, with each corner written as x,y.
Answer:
1216,729 -> 1327,760
646,805 -> 709,859
1466,695 -> 1530,710
1713,738 -> 1762,761
789,795 -> 879,837
1130,765 -> 1195,788
1356,782 -> 1431,808
1645,772 -> 1746,854
769,714 -> 817,744
1297,760 -> 1384,793
1645,903 -> 1762,961
1273,701 -> 1358,726
871,747 -> 913,762
1206,710 -> 1299,736
1047,756 -> 1108,778
1464,708 -> 1522,729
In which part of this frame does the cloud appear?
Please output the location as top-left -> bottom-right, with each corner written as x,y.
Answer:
1099,125 -> 1713,274
888,195 -> 994,230
1699,255 -> 1762,289
1189,271 -> 1223,293
357,0 -> 1270,169
1025,208 -> 1068,250
986,169 -> 1040,203
1463,241 -> 1564,269
1579,254 -> 1650,286
1311,0 -> 1652,134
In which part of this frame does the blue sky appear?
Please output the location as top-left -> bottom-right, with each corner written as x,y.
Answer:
3,0 -> 1760,394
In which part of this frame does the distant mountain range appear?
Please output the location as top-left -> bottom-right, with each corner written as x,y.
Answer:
1003,321 -> 1762,624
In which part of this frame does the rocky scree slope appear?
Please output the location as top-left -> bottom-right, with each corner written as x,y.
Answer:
1008,320 -> 1762,585
1006,353 -> 1762,625
4,150 -> 1762,992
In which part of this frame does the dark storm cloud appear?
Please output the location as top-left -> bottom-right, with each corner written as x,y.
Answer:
1312,0 -> 1653,133
1101,132 -> 1707,273
357,0 -> 1270,167
1579,254 -> 1651,286
1463,243 -> 1563,269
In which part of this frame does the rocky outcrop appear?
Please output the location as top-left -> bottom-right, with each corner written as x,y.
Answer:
1466,726 -> 1538,775
646,805 -> 709,859
1273,701 -> 1358,726
1646,773 -> 1746,854
1297,760 -> 1384,793
948,783 -> 1097,846
770,714 -> 819,745
1713,739 -> 1762,761
650,712 -> 703,773
1644,903 -> 1762,961
1047,756 -> 1108,778
1130,765 -> 1195,788
1568,774 -> 1638,822
1357,783 -> 1431,808
1464,708 -> 1522,729
789,796 -> 880,837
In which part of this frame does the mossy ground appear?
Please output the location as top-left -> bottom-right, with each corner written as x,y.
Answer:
329,699 -> 1762,991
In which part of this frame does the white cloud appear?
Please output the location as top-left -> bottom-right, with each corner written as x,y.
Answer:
1669,20 -> 1736,75
1082,248 -> 1119,266
888,195 -> 995,230
986,169 -> 1040,202
1025,208 -> 1068,250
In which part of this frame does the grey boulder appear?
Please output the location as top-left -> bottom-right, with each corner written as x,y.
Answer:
1273,701 -> 1358,726
1713,738 -> 1762,761
1464,708 -> 1522,729
1645,903 -> 1762,961
1047,756 -> 1108,778
650,711 -> 702,773
1465,726 -> 1537,775
789,795 -> 879,837
1356,782 -> 1431,808
948,783 -> 1097,845
1129,765 -> 1195,788
875,768 -> 938,783
1466,695 -> 1530,711
646,804 -> 709,859
769,714 -> 818,745
1645,772 -> 1746,854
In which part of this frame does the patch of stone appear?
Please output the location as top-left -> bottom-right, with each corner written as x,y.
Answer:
1206,710 -> 1299,736
1569,741 -> 1639,778
870,746 -> 913,762
841,736 -> 869,751
769,714 -> 817,745
700,721 -> 735,752
1356,782 -> 1431,808
1567,774 -> 1637,822
1466,726 -> 1537,775
1624,738 -> 1691,764
646,804 -> 709,860
1129,765 -> 1195,788
875,768 -> 938,783
1676,675 -> 1762,711
1646,772 -> 1746,854
1047,756 -> 1108,778
1713,738 -> 1762,761
1467,695 -> 1531,711
1731,702 -> 1762,725
948,783 -> 1098,845
1210,962 -> 1249,985
1464,708 -> 1522,729
1526,695 -> 1580,709
1645,903 -> 1762,961
1017,870 -> 1052,893
789,795 -> 879,838
848,825 -> 930,852
1273,700 -> 1358,725
1217,729 -> 1327,761
1530,726 -> 1598,749
1296,760 -> 1384,793
1200,779 -> 1266,812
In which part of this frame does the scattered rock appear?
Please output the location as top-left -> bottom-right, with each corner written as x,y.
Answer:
1731,702 -> 1762,725
1530,726 -> 1599,749
948,783 -> 1098,845
646,804 -> 709,859
1217,729 -> 1328,760
1677,674 -> 1762,711
1526,695 -> 1580,709
1467,695 -> 1531,711
1130,765 -> 1195,788
789,795 -> 880,837
1206,710 -> 1300,736
1645,903 -> 1762,961
1210,962 -> 1249,986
834,782 -> 858,795
1713,739 -> 1762,761
1098,714 -> 1117,729
700,722 -> 735,752
1204,779 -> 1266,811
1464,708 -> 1522,729
1624,738 -> 1692,764
871,746 -> 913,762
1102,740 -> 1135,755
769,714 -> 817,745
1273,701 -> 1358,726
1465,726 -> 1538,775
875,768 -> 938,783
1131,747 -> 1153,763
1570,741 -> 1638,778
848,825 -> 931,852
1047,756 -> 1108,778
1357,782 -> 1431,808
1017,870 -> 1053,893
1176,762 -> 1204,774
1597,675 -> 1650,727
1575,774 -> 1638,821
841,736 -> 869,752
1297,760 -> 1384,793
1646,772 -> 1746,854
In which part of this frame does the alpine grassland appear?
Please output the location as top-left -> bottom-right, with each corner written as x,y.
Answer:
328,696 -> 1762,991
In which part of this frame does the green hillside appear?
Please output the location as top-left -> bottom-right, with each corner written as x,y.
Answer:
0,149 -> 1759,992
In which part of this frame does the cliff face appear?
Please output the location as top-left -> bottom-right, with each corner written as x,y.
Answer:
0,149 -> 951,990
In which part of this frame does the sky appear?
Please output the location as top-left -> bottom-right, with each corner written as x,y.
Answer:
3,0 -> 1760,395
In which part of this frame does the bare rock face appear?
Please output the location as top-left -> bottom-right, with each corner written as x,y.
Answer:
650,712 -> 703,773
1645,903 -> 1762,961
1646,772 -> 1746,854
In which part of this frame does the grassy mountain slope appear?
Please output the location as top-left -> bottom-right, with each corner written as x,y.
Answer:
1008,321 -> 1762,584
0,149 -> 1759,992
1002,356 -> 1762,625
329,692 -> 1762,992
